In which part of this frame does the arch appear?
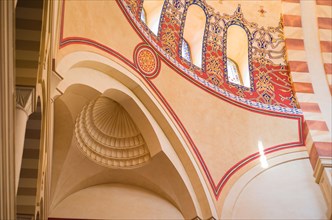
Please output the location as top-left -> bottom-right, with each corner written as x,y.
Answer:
141,0 -> 164,35
181,39 -> 192,62
140,7 -> 147,23
53,51 -> 218,218
51,83 -> 197,218
182,4 -> 206,68
221,151 -> 327,219
50,184 -> 184,219
225,24 -> 251,88
227,58 -> 242,85
35,212 -> 40,220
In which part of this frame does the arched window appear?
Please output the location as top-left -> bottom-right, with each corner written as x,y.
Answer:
141,1 -> 164,35
140,8 -> 147,23
181,39 -> 191,62
226,24 -> 250,88
227,58 -> 242,85
182,4 -> 206,68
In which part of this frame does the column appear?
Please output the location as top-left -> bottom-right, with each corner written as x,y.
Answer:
0,0 -> 16,219
282,0 -> 332,218
300,1 -> 332,218
15,87 -> 35,193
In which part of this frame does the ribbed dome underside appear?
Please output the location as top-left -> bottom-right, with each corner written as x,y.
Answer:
75,96 -> 151,169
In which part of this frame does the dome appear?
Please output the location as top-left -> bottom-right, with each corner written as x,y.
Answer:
75,96 -> 151,169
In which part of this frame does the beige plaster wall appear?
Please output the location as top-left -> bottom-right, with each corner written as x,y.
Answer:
50,183 -> 184,219
153,62 -> 300,186
227,157 -> 327,219
62,0 -> 141,60
206,0 -> 282,28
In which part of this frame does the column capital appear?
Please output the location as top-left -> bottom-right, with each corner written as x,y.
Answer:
16,86 -> 35,116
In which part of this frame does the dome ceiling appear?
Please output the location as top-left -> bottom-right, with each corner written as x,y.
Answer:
143,0 -> 282,63
75,96 -> 151,169
143,0 -> 282,28
206,0 -> 282,27
58,0 -> 304,202
132,0 -> 297,109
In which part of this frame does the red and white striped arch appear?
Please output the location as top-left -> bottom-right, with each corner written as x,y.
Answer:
316,0 -> 332,94
282,0 -> 331,181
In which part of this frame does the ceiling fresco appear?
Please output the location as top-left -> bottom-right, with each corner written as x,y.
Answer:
58,0 -> 304,201
124,0 -> 299,111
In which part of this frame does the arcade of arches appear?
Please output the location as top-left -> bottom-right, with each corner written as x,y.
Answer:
1,0 -> 331,219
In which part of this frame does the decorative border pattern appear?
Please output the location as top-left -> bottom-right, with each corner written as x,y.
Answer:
59,0 -> 305,199
136,0 -> 298,108
122,1 -> 302,115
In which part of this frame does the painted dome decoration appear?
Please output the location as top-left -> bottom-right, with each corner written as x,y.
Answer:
75,96 -> 151,169
120,0 -> 300,112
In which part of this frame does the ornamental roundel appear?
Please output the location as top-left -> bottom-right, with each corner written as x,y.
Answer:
134,43 -> 160,78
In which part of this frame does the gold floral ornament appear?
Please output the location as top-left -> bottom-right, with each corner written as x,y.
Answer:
135,44 -> 160,78
138,49 -> 156,73
258,6 -> 267,17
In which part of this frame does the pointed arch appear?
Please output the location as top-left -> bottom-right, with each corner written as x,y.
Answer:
141,0 -> 164,35
227,58 -> 242,85
221,153 -> 327,219
140,7 -> 147,23
54,51 -> 218,218
181,39 -> 192,62
50,184 -> 185,219
182,4 -> 206,68
226,24 -> 251,88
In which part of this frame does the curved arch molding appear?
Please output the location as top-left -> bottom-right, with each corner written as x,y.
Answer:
58,0 -> 304,199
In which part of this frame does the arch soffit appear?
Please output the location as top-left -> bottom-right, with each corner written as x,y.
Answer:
54,51 -> 217,217
50,183 -> 185,219
221,151 -> 310,219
